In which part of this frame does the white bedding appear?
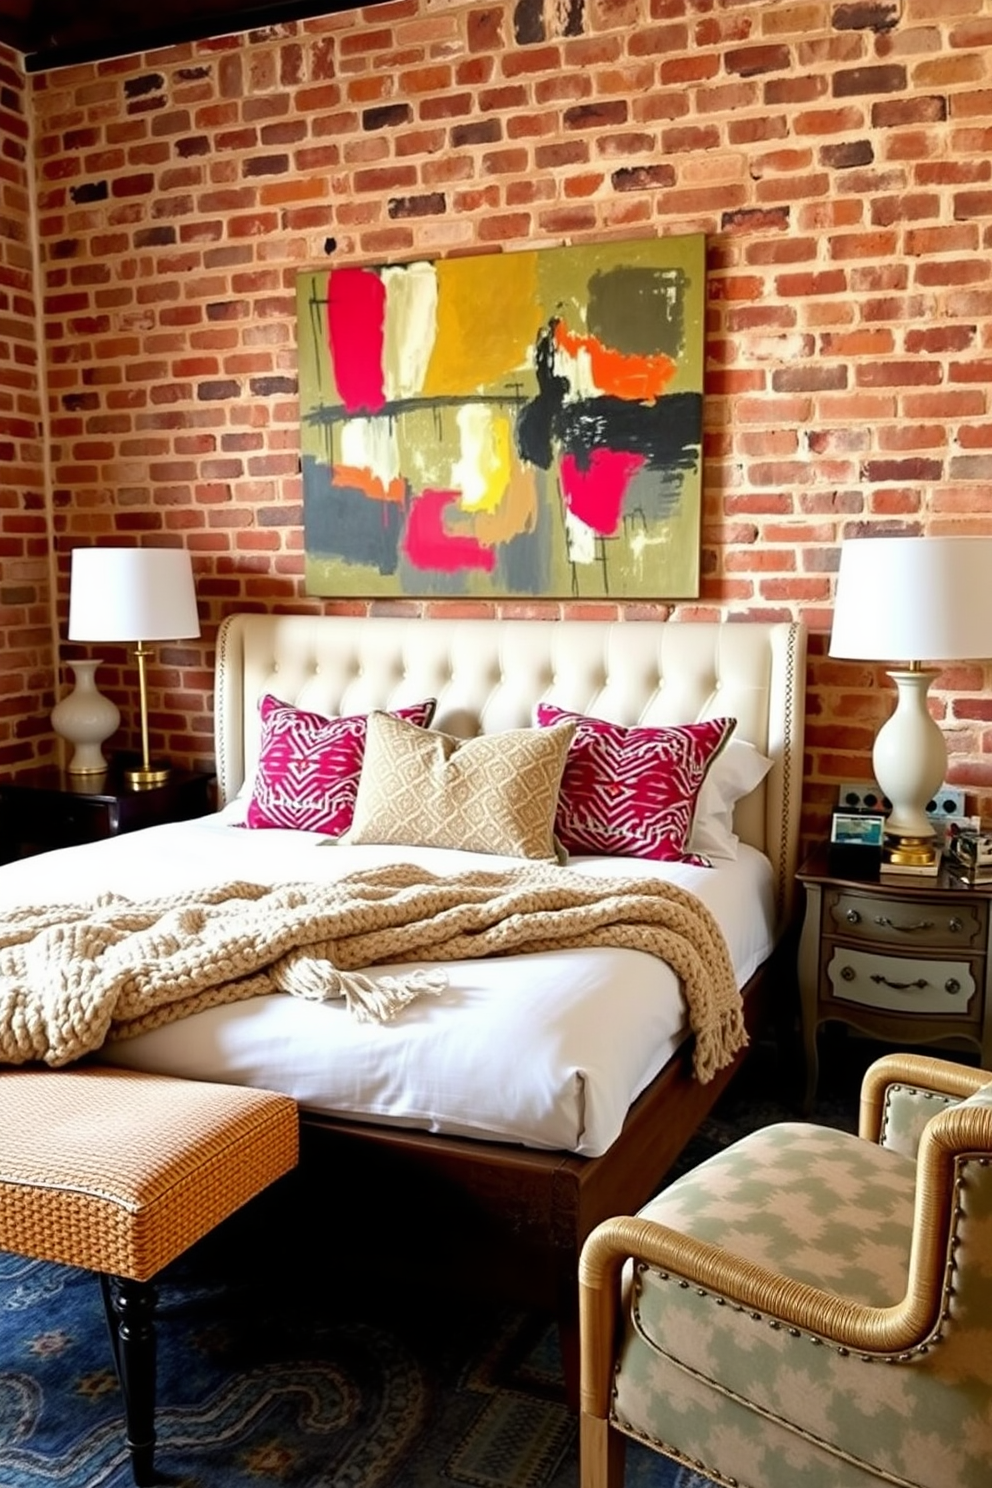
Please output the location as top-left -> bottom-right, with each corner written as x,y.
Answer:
0,805 -> 775,1157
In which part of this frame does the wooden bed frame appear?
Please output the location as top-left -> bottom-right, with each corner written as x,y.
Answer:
214,614 -> 807,1390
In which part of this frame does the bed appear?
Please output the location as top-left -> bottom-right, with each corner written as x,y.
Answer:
0,614 -> 806,1388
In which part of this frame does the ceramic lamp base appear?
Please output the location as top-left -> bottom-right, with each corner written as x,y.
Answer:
874,667 -> 945,861
51,660 -> 120,775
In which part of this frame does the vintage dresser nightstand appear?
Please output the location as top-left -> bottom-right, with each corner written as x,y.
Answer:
0,760 -> 215,863
797,841 -> 992,1112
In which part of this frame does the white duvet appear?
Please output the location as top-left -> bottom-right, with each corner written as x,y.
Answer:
0,805 -> 776,1157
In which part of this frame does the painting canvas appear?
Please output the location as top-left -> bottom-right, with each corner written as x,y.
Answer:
298,234 -> 705,600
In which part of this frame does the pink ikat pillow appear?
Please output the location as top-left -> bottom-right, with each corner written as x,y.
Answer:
535,704 -> 736,864
246,694 -> 436,835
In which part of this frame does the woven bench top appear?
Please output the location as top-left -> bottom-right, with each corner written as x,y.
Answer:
0,1066 -> 299,1280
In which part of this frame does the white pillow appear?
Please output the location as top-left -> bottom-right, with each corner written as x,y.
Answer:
687,738 -> 773,860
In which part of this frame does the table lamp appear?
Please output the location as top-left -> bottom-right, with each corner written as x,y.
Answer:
829,534 -> 992,868
66,546 -> 201,790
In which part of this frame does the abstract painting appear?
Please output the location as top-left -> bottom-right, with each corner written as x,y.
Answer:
298,234 -> 705,600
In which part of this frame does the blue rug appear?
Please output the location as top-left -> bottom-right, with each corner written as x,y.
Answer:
0,1239 -> 693,1488
0,1041 -> 862,1487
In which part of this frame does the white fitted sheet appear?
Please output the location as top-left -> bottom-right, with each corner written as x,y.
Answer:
0,810 -> 776,1157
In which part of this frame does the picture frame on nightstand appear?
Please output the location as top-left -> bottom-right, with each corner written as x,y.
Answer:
828,810 -> 885,879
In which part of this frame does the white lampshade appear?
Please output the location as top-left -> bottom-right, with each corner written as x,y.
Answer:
64,546 -> 200,789
68,547 -> 200,643
830,534 -> 992,865
830,535 -> 992,664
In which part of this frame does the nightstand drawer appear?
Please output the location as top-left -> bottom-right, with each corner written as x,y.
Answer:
825,888 -> 986,951
825,946 -> 978,1016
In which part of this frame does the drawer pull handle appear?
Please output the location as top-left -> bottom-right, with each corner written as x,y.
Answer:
845,910 -> 861,925
945,979 -> 962,995
869,974 -> 929,992
873,916 -> 935,934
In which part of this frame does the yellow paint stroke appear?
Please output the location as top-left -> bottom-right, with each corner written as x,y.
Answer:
553,321 -> 677,401
424,252 -> 543,397
471,460 -> 539,548
332,464 -> 406,506
452,406 -> 512,514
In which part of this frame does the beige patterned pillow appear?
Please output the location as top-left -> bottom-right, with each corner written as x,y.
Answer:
348,712 -> 576,860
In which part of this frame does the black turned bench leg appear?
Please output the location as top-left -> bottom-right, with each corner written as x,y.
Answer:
100,1273 -> 158,1486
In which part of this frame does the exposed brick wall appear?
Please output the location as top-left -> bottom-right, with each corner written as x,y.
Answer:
0,46 -> 52,772
8,0 -> 992,845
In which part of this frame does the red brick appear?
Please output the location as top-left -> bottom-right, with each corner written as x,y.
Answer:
725,44 -> 791,77
856,360 -> 943,388
918,156 -> 991,185
667,125 -> 729,162
564,37 -> 625,70
742,235 -> 812,265
501,45 -> 562,78
765,77 -> 829,107
797,199 -> 864,231
477,212 -> 532,242
628,24 -> 690,57
820,328 -> 895,357
949,359 -> 992,384
775,269 -> 848,296
756,172 -> 831,204
659,54 -> 720,85
793,106 -> 866,136
903,391 -> 986,420
694,11 -> 752,45
728,115 -> 789,146
914,257 -> 989,290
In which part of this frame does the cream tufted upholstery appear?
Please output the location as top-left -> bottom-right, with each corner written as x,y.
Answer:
214,615 -> 806,927
579,1052 -> 992,1488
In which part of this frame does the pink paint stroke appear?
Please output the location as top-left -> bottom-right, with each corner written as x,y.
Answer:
559,448 -> 646,535
403,488 -> 496,573
326,267 -> 386,414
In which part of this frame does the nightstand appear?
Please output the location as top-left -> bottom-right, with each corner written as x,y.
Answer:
0,760 -> 216,863
797,842 -> 992,1112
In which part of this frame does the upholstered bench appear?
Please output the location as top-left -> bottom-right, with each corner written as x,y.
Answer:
0,1065 -> 299,1486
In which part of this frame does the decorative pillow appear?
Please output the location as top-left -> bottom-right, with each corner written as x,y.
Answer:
535,704 -> 736,863
246,695 -> 436,835
347,711 -> 576,861
687,738 -> 773,860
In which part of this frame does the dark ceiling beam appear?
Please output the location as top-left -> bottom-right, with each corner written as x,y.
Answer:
21,0 -> 369,72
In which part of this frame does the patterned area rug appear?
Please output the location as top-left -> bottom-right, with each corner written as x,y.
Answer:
0,1040 -> 864,1488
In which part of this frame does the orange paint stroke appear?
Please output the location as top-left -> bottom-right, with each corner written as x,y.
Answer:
553,322 -> 677,402
332,464 -> 406,506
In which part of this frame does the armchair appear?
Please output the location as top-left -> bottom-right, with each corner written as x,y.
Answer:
579,1052 -> 992,1488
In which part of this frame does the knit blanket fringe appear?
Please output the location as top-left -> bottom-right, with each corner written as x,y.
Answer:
0,862 -> 747,1081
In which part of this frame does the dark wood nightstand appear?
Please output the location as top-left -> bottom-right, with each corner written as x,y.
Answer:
0,760 -> 216,863
797,843 -> 992,1112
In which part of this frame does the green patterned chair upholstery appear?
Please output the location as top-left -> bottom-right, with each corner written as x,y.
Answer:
578,1052 -> 992,1488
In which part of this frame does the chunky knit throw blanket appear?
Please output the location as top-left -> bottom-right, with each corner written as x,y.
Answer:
0,862 -> 746,1081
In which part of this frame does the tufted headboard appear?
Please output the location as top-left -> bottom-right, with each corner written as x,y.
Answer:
214,615 -> 807,929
